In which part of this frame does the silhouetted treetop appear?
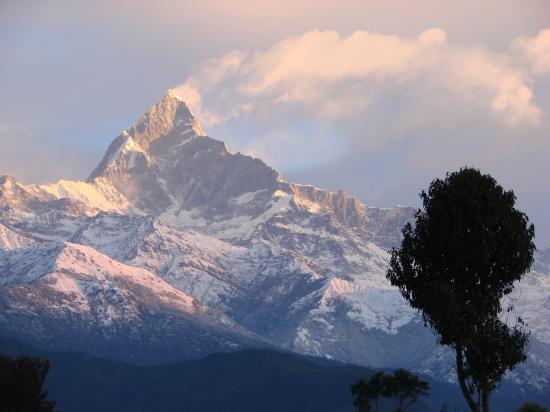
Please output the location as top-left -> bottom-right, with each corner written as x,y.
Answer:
0,355 -> 57,412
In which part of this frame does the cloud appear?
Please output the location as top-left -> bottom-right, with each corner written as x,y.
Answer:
418,28 -> 447,46
174,28 -> 550,246
176,28 -> 545,133
512,29 -> 550,75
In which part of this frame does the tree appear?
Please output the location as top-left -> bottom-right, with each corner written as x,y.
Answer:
517,402 -> 549,412
0,355 -> 57,412
351,369 -> 429,412
351,371 -> 386,411
383,369 -> 430,412
350,379 -> 373,412
386,167 -> 535,412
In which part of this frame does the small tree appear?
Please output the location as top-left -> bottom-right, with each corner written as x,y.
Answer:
370,372 -> 386,410
384,369 -> 430,412
351,371 -> 386,411
351,369 -> 429,412
350,379 -> 373,412
387,168 -> 535,412
0,355 -> 57,412
517,402 -> 549,412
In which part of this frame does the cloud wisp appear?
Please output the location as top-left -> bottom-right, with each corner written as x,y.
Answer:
513,29 -> 550,75
176,28 -> 547,134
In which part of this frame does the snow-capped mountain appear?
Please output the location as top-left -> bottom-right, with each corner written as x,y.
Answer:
70,211 -> 437,370
0,90 -> 548,401
85,90 -> 412,247
0,241 -> 264,363
0,174 -> 131,240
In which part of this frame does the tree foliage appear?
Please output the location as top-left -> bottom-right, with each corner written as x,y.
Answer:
386,167 -> 535,412
384,369 -> 430,411
350,378 -> 373,412
0,355 -> 57,412
517,402 -> 549,412
351,369 -> 429,412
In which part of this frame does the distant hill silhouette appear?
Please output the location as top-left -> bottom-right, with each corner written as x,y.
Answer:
3,336 -> 547,411
0,337 -> 468,412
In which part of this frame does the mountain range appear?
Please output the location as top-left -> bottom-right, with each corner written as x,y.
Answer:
1,90 -> 548,408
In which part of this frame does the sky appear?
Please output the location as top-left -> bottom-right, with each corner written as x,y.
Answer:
1,0 -> 550,245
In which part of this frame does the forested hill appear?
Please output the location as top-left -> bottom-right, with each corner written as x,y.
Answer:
0,337 -> 466,412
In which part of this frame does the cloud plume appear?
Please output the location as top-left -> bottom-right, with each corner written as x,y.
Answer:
513,29 -> 550,75
176,28 -> 546,131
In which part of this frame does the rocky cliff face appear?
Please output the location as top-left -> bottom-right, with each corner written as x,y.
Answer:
0,90 -> 548,401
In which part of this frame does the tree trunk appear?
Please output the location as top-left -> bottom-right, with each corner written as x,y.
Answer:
455,348 -> 479,412
481,389 -> 490,412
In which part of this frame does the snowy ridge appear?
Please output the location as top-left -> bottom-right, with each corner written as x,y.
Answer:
0,222 -> 37,250
70,213 -> 440,372
0,240 -> 265,362
0,175 -> 97,240
26,177 -> 133,213
508,253 -> 550,344
0,241 -> 196,311
71,213 -> 264,308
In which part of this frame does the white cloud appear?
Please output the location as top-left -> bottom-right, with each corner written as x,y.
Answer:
175,28 -> 545,131
418,27 -> 447,46
512,29 -> 550,74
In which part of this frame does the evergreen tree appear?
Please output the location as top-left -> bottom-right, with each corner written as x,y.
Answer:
387,167 -> 535,412
0,355 -> 57,412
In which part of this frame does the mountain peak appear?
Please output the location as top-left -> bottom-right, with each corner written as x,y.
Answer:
0,175 -> 16,187
0,175 -> 27,199
124,90 -> 206,152
87,89 -> 206,184
163,88 -> 185,102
